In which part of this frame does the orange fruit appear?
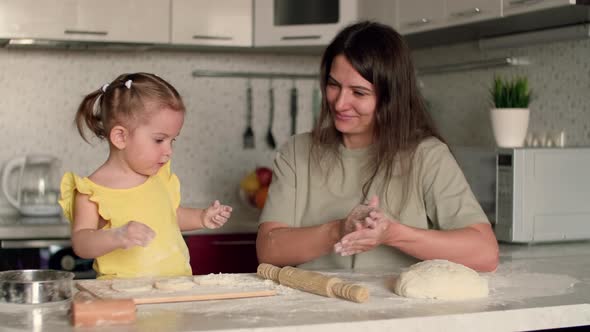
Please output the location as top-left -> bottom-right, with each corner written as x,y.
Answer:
240,171 -> 260,195
255,186 -> 269,209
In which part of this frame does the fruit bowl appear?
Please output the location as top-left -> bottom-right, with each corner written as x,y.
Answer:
239,166 -> 272,211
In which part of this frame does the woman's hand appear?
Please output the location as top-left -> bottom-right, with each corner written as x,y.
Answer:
334,209 -> 395,256
201,200 -> 233,229
113,221 -> 156,249
339,195 -> 380,238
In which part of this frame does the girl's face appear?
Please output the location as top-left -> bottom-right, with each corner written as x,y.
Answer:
124,104 -> 185,176
325,54 -> 377,149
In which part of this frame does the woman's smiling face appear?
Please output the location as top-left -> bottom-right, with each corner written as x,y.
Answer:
325,54 -> 377,149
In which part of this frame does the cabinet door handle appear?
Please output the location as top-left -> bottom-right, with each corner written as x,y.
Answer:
64,29 -> 108,36
281,35 -> 321,41
211,240 -> 256,246
192,35 -> 233,41
404,18 -> 432,28
450,7 -> 483,18
1,239 -> 71,248
508,0 -> 545,7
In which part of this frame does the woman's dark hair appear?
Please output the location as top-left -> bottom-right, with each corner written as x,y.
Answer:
75,72 -> 185,143
311,21 -> 445,209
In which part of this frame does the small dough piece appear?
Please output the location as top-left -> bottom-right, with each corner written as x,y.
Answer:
394,259 -> 489,300
111,281 -> 154,293
154,278 -> 195,291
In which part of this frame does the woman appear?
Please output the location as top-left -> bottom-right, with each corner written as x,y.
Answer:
256,21 -> 498,272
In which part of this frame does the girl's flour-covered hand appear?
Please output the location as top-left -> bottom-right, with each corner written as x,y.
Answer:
114,221 -> 156,249
201,200 -> 233,229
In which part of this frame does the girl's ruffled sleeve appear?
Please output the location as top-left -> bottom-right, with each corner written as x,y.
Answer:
158,161 -> 181,209
58,172 -> 98,223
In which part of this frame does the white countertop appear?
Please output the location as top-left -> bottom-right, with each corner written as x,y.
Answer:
1,242 -> 589,332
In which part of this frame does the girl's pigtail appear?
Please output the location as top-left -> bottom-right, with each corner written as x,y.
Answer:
75,90 -> 106,143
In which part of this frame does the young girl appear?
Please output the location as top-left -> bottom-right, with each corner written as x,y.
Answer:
59,72 -> 233,279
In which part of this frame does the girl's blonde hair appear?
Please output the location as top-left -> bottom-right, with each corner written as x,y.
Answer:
75,72 -> 185,143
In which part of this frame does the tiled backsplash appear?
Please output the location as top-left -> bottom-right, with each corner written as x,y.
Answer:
0,49 -> 319,213
1,35 -> 589,214
413,37 -> 590,148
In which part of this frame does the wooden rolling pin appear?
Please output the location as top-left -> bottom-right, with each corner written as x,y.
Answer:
71,291 -> 136,327
257,263 -> 369,303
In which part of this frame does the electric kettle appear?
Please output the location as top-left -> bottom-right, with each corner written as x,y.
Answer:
1,155 -> 62,216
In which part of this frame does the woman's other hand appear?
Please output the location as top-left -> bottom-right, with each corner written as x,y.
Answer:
334,209 -> 395,256
114,221 -> 156,249
201,200 -> 233,229
339,195 -> 380,237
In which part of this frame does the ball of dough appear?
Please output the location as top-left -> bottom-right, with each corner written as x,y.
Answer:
394,259 -> 489,300
154,278 -> 195,291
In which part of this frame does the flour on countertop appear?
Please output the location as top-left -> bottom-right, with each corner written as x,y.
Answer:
194,273 -> 296,294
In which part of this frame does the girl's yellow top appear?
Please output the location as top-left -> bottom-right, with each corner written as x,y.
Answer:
58,162 -> 192,279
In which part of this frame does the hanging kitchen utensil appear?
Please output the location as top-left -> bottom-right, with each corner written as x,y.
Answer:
243,80 -> 255,149
290,81 -> 298,136
266,81 -> 277,149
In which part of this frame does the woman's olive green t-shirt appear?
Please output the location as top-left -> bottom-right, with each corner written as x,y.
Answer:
259,133 -> 489,271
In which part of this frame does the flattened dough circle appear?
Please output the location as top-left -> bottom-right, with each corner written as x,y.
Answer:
154,278 -> 196,291
111,281 -> 154,293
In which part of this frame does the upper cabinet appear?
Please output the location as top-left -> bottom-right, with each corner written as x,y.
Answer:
0,0 -> 77,40
502,0 -> 576,16
0,0 -> 586,50
396,0 -> 446,34
446,0 -> 501,26
68,0 -> 170,43
253,0 -> 396,47
0,0 -> 170,43
171,0 -> 252,46
397,0 -> 502,35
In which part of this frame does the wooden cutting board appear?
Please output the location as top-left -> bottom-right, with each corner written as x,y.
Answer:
76,276 -> 277,305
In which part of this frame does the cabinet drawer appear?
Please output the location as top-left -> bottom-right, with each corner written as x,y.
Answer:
185,233 -> 258,275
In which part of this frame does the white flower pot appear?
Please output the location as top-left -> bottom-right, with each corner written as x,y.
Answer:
490,108 -> 530,148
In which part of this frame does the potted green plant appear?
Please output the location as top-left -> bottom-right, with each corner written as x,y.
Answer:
489,76 -> 532,148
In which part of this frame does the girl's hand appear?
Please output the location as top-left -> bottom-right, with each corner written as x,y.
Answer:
334,210 -> 394,256
339,195 -> 380,238
114,221 -> 156,249
201,200 -> 233,229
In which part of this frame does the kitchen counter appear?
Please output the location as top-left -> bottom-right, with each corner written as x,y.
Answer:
1,242 -> 589,332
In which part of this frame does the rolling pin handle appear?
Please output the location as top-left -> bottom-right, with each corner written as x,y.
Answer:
257,263 -> 281,282
332,282 -> 370,303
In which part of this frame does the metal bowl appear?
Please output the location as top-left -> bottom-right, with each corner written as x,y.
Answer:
0,269 -> 74,304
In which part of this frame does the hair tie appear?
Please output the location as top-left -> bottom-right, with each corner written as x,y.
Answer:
101,83 -> 109,92
124,80 -> 132,89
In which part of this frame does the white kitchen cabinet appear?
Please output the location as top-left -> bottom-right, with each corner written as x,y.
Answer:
63,0 -> 169,43
0,0 -> 77,40
254,0 -> 397,47
171,0 -> 252,46
446,0 -> 501,27
0,0 -> 169,43
502,0 -> 576,16
396,0 -> 446,34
